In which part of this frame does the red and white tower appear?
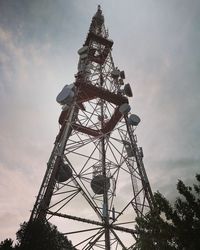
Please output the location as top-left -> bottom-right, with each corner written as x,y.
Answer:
30,6 -> 154,249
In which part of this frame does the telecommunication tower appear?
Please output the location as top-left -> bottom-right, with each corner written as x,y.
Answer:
29,6 -> 154,249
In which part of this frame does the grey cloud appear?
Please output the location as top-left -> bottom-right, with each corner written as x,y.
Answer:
0,1 -> 76,40
148,157 -> 200,199
0,0 -> 200,242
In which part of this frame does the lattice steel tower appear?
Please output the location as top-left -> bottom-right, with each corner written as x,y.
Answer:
30,6 -> 154,249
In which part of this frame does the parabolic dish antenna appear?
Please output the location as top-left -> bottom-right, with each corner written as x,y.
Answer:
56,84 -> 75,105
78,46 -> 88,55
128,114 -> 141,126
119,103 -> 131,114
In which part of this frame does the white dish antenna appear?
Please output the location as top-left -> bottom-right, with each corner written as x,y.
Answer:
119,103 -> 131,114
128,114 -> 141,126
78,46 -> 88,55
56,84 -> 75,105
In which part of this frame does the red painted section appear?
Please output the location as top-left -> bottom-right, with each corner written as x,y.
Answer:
101,107 -> 122,134
84,32 -> 113,48
59,110 -> 68,125
72,107 -> 122,137
55,122 -> 66,143
72,124 -> 100,137
75,81 -> 128,106
58,105 -> 83,125
58,78 -> 128,137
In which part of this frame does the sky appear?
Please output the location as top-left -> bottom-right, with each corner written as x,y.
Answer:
0,0 -> 200,242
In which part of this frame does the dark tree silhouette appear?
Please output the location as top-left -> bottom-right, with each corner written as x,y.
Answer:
16,220 -> 76,250
135,174 -> 200,250
0,238 -> 13,250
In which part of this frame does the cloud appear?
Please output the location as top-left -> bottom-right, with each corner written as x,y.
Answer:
148,158 -> 200,199
0,0 -> 200,243
0,163 -> 37,240
0,25 -> 61,240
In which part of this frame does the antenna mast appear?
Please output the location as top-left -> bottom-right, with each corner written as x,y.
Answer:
29,6 -> 154,249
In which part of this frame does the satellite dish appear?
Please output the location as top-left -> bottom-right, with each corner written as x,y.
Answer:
124,83 -> 133,97
66,83 -> 75,90
78,46 -> 88,55
91,175 -> 110,194
128,114 -> 141,126
56,84 -> 75,105
119,103 -> 131,114
56,163 -> 72,183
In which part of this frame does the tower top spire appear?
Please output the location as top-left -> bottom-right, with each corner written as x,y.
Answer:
97,4 -> 101,11
87,5 -> 105,35
93,4 -> 104,23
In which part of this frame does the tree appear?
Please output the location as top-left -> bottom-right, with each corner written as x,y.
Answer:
135,174 -> 200,250
16,220 -> 76,250
0,238 -> 13,250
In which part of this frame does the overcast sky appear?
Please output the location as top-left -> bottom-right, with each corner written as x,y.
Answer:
0,0 -> 200,242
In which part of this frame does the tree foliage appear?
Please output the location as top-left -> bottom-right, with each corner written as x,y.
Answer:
0,220 -> 76,250
0,239 -> 14,250
16,220 -> 76,250
135,174 -> 200,250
